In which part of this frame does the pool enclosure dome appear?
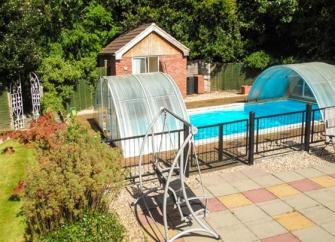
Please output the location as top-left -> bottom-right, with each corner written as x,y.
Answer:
248,62 -> 335,109
95,72 -> 188,151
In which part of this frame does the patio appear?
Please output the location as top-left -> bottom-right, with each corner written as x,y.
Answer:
124,159 -> 335,242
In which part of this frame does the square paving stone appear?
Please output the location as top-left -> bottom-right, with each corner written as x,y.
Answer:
221,171 -> 248,183
183,234 -> 217,242
306,188 -> 335,204
217,223 -> 258,242
296,168 -> 324,178
274,171 -> 305,183
266,184 -> 300,198
283,193 -> 319,210
258,199 -> 294,217
243,188 -> 277,203
218,193 -> 252,209
289,178 -> 323,192
231,204 -> 272,223
252,175 -> 283,187
202,173 -> 227,187
241,167 -> 268,178
205,210 -> 242,229
274,212 -> 314,231
206,182 -> 238,196
261,233 -> 300,242
293,226 -> 335,242
231,179 -> 261,192
311,175 -> 335,188
207,197 -> 226,212
322,220 -> 335,236
314,163 -> 335,175
246,219 -> 287,239
300,205 -> 335,225
323,200 -> 335,212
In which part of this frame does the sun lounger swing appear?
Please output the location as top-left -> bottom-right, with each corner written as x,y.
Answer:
135,108 -> 220,242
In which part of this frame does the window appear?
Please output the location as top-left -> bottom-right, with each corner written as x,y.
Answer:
290,78 -> 314,99
133,56 -> 160,74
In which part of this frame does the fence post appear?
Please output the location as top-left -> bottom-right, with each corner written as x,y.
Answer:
218,124 -> 224,161
248,112 -> 255,165
304,103 -> 312,152
183,123 -> 190,177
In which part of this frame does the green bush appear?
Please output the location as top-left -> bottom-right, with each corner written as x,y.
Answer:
40,211 -> 125,242
23,122 -> 124,240
244,51 -> 272,70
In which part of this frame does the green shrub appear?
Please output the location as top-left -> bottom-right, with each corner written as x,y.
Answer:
244,51 -> 272,70
40,211 -> 125,242
23,122 -> 124,240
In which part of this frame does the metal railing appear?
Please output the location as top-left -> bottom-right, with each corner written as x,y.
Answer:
111,103 -> 329,180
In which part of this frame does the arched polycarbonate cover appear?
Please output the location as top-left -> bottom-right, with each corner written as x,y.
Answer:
248,62 -> 335,109
96,72 -> 188,140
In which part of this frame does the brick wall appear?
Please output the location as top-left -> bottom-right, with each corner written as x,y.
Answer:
160,54 -> 187,97
114,57 -> 132,75
109,54 -> 187,97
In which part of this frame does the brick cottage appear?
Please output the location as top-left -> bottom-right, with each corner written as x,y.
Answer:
98,23 -> 190,96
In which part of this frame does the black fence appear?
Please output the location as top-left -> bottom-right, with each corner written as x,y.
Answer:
111,103 -> 330,181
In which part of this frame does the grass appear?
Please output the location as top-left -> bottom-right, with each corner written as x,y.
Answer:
0,140 -> 36,242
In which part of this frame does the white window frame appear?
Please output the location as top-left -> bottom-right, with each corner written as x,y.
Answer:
132,56 -> 160,74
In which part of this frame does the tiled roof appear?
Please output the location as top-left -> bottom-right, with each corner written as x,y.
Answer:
101,23 -> 152,54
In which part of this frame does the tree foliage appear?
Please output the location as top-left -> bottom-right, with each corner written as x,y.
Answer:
1,0 -> 335,107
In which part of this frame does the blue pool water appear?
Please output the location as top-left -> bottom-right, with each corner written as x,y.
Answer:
189,99 -> 321,140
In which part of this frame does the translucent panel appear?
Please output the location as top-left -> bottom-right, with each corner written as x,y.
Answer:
248,62 -> 335,126
94,73 -> 188,157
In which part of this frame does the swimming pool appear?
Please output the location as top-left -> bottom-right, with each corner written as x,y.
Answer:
189,99 -> 321,140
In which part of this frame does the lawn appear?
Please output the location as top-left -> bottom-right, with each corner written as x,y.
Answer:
0,140 -> 36,242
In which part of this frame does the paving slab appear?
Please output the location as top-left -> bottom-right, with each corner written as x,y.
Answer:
289,178 -> 322,192
241,167 -> 268,178
207,197 -> 226,212
183,234 -> 218,242
243,188 -> 277,204
311,175 -> 335,188
246,219 -> 287,239
216,223 -> 258,242
314,163 -> 335,175
305,188 -> 335,204
283,193 -> 319,210
205,210 -> 241,229
295,168 -> 324,178
274,212 -> 314,231
231,204 -> 272,223
206,182 -> 238,196
252,175 -> 283,187
292,226 -> 335,242
220,171 -> 249,183
322,200 -> 335,212
258,199 -> 294,217
322,220 -> 335,236
231,179 -> 261,192
203,174 -> 227,187
266,184 -> 300,198
218,193 -> 252,209
274,171 -> 305,183
300,205 -> 335,225
261,233 -> 300,242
